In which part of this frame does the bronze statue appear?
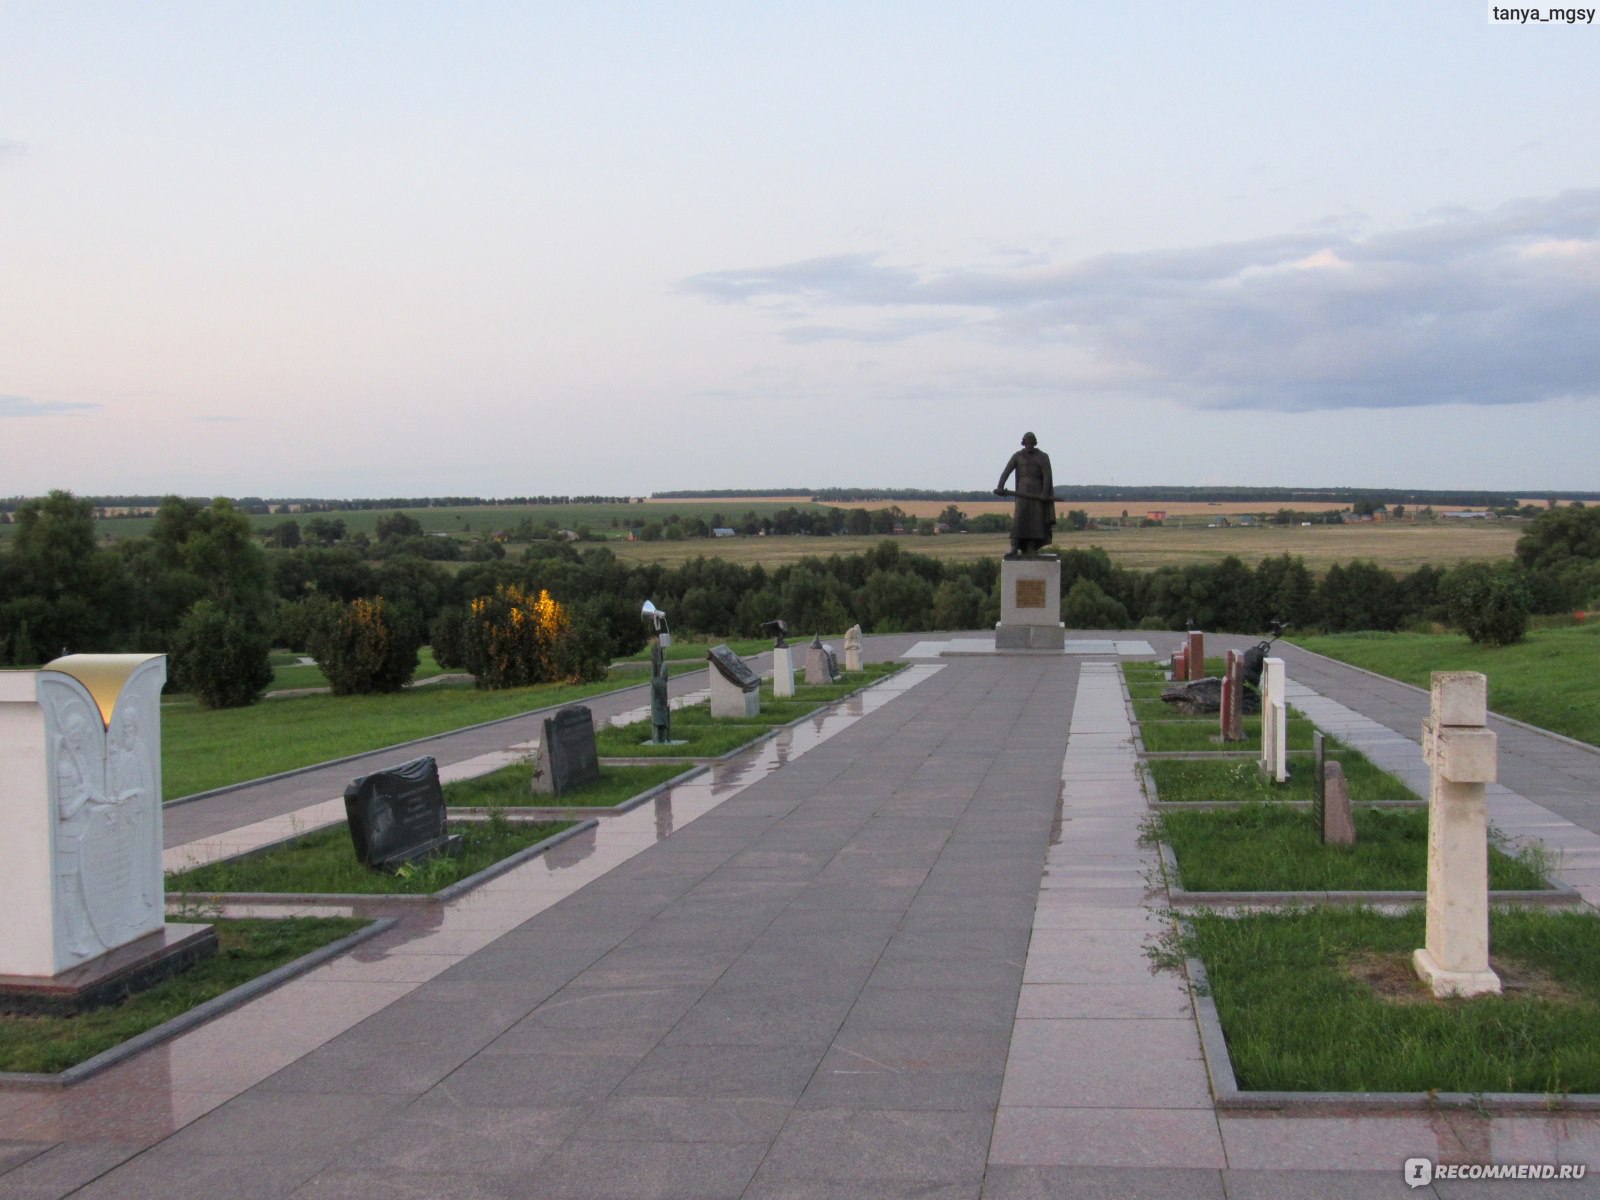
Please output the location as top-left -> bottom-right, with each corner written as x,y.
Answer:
994,432 -> 1056,556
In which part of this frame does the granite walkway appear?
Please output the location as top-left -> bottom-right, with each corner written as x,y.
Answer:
3,636 -> 1600,1198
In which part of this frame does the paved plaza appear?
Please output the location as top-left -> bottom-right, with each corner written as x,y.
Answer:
3,634 -> 1599,1198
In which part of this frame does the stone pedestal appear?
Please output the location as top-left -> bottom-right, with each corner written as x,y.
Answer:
0,655 -> 202,1011
1414,672 -> 1501,998
709,665 -> 761,718
1185,630 -> 1205,681
995,556 -> 1064,650
772,646 -> 794,698
1259,657 -> 1287,783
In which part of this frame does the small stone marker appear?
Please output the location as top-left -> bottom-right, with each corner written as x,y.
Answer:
1185,629 -> 1205,681
1171,646 -> 1187,680
1414,671 -> 1501,998
1322,760 -> 1356,846
843,625 -> 863,672
772,643 -> 795,698
804,634 -> 840,684
1311,730 -> 1327,828
1258,657 -> 1288,783
344,756 -> 461,872
532,705 -> 600,796
707,645 -> 761,718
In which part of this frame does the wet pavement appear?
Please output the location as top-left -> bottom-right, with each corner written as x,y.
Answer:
3,633 -> 1599,1198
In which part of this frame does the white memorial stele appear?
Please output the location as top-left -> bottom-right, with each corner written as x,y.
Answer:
772,645 -> 795,698
0,654 -> 167,979
843,625 -> 863,672
1413,671 -> 1502,999
1258,657 -> 1288,784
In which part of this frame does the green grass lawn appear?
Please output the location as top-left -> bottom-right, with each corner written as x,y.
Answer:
444,762 -> 687,807
1180,907 -> 1600,1094
1146,751 -> 1418,803
159,666 -> 695,801
1291,624 -> 1600,748
166,817 -> 572,895
1158,804 -> 1547,892
1140,717 -> 1315,753
267,647 -> 453,692
0,917 -> 366,1074
595,719 -> 769,759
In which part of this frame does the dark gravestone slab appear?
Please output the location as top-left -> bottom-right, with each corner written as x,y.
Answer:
344,756 -> 461,871
707,645 -> 760,692
534,705 -> 600,797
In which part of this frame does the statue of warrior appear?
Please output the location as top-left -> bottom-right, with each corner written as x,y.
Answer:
994,432 -> 1056,556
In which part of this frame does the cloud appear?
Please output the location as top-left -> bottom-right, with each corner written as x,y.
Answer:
680,191 -> 1600,412
0,395 -> 97,417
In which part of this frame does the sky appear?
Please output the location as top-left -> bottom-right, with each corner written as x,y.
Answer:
3,2 -> 1598,500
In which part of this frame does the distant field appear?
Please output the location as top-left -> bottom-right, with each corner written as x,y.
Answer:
607,522 -> 1521,573
817,498 -> 1372,520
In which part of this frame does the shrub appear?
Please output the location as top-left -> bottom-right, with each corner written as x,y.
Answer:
462,585 -> 602,688
306,596 -> 421,695
170,600 -> 273,708
1062,578 -> 1131,630
1443,562 -> 1531,646
429,608 -> 469,670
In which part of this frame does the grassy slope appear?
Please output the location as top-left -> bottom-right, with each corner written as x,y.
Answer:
1291,624 -> 1600,747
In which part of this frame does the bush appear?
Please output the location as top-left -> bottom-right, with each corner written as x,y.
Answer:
306,597 -> 421,695
1443,562 -> 1531,646
430,608 -> 469,670
273,594 -> 340,653
170,600 -> 274,708
461,585 -> 603,689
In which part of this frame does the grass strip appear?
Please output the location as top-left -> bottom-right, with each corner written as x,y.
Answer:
0,917 -> 366,1074
1140,718 -> 1316,754
1291,625 -> 1600,749
166,816 -> 572,896
1177,907 -> 1600,1094
596,719 -> 768,759
1157,804 -> 1546,892
1147,751 -> 1417,803
160,666 -> 694,801
443,762 -> 687,808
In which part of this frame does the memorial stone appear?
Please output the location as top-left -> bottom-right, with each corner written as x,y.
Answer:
1185,630 -> 1205,682
708,645 -> 761,718
843,625 -> 863,672
1259,657 -> 1288,783
1220,650 -> 1244,742
1414,671 -> 1501,998
805,634 -> 839,684
1322,760 -> 1356,846
0,654 -> 214,1013
532,705 -> 600,796
1311,730 -> 1327,829
772,643 -> 795,698
344,756 -> 461,871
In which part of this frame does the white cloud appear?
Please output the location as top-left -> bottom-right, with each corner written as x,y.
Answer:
0,394 -> 97,417
680,191 -> 1600,413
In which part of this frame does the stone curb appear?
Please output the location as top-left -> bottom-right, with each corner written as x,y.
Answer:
0,917 -> 398,1090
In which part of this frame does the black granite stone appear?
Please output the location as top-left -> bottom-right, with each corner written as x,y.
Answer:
537,706 -> 600,796
343,756 -> 461,871
708,645 -> 760,692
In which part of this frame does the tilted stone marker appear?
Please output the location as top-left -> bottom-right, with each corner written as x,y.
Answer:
1258,657 -> 1288,783
707,644 -> 761,718
1414,671 -> 1501,998
344,755 -> 461,871
1219,649 -> 1244,742
0,654 -> 217,1014
843,624 -> 863,672
532,705 -> 600,797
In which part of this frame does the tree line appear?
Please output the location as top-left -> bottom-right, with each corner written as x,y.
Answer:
3,491 -> 1597,705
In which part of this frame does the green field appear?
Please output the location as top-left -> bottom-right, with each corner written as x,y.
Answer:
1292,624 -> 1600,748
